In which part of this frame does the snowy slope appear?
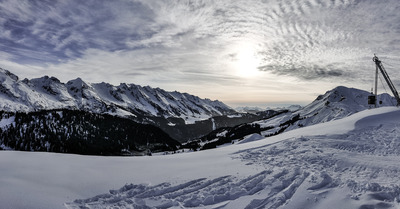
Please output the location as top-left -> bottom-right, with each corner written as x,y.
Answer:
257,86 -> 397,135
235,106 -> 265,113
265,105 -> 302,112
295,86 -> 394,123
193,86 -> 396,150
235,105 -> 302,114
1,107 -> 400,209
0,68 -> 235,123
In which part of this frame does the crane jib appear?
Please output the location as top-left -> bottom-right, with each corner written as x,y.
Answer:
372,55 -> 400,106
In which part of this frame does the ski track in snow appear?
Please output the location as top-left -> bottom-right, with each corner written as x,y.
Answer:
65,169 -> 309,209
65,109 -> 400,209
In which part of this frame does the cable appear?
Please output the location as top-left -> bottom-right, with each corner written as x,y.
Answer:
382,60 -> 395,68
378,73 -> 395,106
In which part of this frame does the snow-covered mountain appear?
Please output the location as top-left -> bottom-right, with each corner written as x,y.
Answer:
235,105 -> 302,114
0,68 -> 235,123
195,86 -> 397,149
265,104 -> 302,112
0,68 -> 278,143
234,106 -> 265,113
257,86 -> 396,135
296,86 -> 394,122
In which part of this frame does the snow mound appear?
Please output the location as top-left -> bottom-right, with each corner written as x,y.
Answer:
237,133 -> 264,144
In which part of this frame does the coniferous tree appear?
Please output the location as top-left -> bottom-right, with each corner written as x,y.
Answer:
0,109 -> 180,155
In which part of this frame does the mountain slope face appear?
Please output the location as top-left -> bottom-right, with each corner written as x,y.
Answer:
196,86 -> 397,149
257,86 -> 396,135
0,68 -> 235,123
0,68 -> 278,143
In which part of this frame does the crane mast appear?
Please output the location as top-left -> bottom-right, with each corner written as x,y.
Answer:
371,55 -> 400,106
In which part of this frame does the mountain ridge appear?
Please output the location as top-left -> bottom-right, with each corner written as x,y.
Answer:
0,68 -> 235,123
259,85 -> 396,134
195,86 -> 398,150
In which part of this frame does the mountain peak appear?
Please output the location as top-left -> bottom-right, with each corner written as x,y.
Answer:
297,86 -> 396,123
31,75 -> 61,84
252,86 -> 398,139
67,77 -> 84,84
328,85 -> 363,95
66,77 -> 88,89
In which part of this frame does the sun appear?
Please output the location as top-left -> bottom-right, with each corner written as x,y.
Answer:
232,44 -> 262,78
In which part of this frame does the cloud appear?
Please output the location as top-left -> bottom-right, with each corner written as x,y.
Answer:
1,0 -> 400,105
251,0 -> 400,83
258,64 -> 347,80
0,0 -> 158,63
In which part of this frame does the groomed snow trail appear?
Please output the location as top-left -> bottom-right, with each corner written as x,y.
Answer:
65,107 -> 400,209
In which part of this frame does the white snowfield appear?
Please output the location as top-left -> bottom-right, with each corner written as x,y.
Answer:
1,107 -> 400,209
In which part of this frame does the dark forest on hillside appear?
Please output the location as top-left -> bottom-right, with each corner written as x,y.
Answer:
0,109 -> 180,155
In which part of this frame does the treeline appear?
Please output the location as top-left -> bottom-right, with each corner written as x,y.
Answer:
199,123 -> 265,150
0,109 -> 180,155
184,113 -> 303,151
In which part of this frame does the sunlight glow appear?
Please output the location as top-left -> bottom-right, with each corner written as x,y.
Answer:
233,44 -> 262,78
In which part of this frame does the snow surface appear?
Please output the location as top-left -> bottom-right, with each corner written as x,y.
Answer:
0,116 -> 14,128
237,133 -> 264,144
1,107 -> 400,209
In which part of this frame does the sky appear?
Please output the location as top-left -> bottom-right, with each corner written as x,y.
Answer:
1,0 -> 400,108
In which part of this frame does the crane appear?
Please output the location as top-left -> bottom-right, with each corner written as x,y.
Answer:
369,55 -> 400,107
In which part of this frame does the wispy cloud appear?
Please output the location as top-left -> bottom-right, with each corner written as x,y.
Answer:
257,0 -> 400,82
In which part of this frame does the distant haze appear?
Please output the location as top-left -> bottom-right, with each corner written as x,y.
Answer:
1,0 -> 400,107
